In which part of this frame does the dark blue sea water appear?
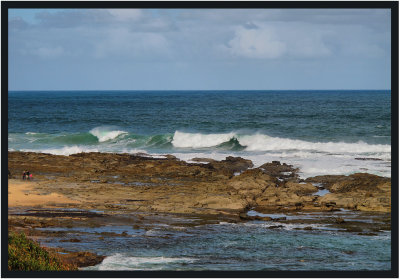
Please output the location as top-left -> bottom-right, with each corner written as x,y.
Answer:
8,90 -> 391,178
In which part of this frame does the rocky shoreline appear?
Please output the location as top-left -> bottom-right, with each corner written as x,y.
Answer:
8,151 -> 392,270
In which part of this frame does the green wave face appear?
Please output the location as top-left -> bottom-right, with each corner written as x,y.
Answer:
9,131 -> 178,151
35,133 -> 99,145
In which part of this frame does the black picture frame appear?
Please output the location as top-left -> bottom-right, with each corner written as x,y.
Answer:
2,1 -> 398,278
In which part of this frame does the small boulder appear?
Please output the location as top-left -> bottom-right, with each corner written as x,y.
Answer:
268,225 -> 284,229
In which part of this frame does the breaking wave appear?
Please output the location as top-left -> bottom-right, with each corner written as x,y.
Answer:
9,129 -> 391,178
89,126 -> 128,142
171,131 -> 236,148
171,131 -> 390,154
9,129 -> 391,155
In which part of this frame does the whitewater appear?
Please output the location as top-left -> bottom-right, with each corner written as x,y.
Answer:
8,127 -> 391,179
8,90 -> 391,178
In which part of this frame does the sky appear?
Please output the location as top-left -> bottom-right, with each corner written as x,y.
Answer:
8,8 -> 391,90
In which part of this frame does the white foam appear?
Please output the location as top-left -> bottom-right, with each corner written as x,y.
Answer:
170,150 -> 391,179
90,126 -> 127,142
25,145 -> 389,178
21,145 -> 99,156
11,129 -> 391,179
17,146 -> 162,158
88,253 -> 195,270
170,152 -> 228,163
120,148 -> 149,154
172,131 -> 236,148
172,131 -> 390,157
238,134 -> 391,154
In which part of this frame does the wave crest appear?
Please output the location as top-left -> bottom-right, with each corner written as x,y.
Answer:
239,134 -> 391,153
171,131 -> 236,148
171,131 -> 390,154
89,126 -> 128,142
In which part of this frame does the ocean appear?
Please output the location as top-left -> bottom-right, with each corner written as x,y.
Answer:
8,90 -> 391,178
8,90 -> 392,271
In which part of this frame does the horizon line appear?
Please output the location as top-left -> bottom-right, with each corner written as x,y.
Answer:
8,89 -> 391,92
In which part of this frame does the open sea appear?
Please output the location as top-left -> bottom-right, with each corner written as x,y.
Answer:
8,90 -> 392,271
8,90 -> 391,178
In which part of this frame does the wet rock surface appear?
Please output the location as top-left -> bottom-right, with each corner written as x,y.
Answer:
8,151 -> 391,268
306,173 -> 391,212
48,248 -> 105,268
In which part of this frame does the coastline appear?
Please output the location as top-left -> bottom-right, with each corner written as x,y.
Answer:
8,151 -> 392,270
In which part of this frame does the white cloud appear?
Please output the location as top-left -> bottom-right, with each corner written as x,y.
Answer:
226,26 -> 287,59
9,9 -> 389,63
222,23 -> 333,59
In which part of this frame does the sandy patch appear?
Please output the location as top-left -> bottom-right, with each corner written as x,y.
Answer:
8,179 -> 80,207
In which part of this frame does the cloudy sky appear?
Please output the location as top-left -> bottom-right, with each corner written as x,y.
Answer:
9,8 -> 391,90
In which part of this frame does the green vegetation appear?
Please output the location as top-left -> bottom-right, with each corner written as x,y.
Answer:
8,231 -> 76,271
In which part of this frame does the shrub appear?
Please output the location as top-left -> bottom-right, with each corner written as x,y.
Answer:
8,231 -> 76,271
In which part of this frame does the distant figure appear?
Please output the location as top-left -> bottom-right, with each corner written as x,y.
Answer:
26,171 -> 30,180
22,170 -> 26,180
29,173 -> 33,180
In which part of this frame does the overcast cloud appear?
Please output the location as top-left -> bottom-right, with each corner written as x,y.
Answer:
8,9 -> 391,90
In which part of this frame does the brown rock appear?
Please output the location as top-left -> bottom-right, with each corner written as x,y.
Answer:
333,217 -> 345,224
358,232 -> 378,236
316,173 -> 391,212
7,151 -> 391,215
61,251 -> 105,268
190,158 -> 216,163
268,225 -> 284,229
259,161 -> 299,180
60,238 -> 81,243
209,156 -> 254,176
285,182 -> 318,195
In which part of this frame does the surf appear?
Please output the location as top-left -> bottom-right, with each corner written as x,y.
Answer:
171,131 -> 237,148
171,131 -> 390,154
89,126 -> 128,142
